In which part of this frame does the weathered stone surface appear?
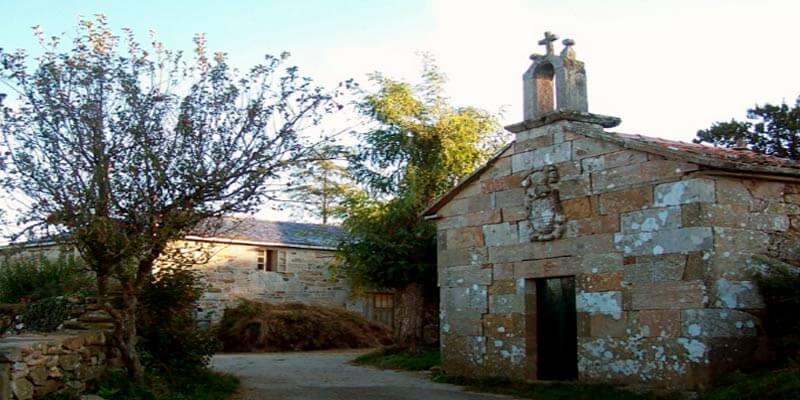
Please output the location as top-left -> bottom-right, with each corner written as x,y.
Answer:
11,377 -> 34,400
589,313 -> 627,337
443,265 -> 492,287
481,175 -> 524,194
578,272 -> 622,292
630,281 -> 707,310
514,134 -> 554,153
565,214 -> 620,237
443,286 -> 488,319
561,196 -> 594,219
514,257 -> 580,279
623,255 -> 686,284
711,279 -> 764,309
501,206 -> 527,223
581,253 -> 623,274
714,228 -> 770,255
621,206 -> 681,234
442,318 -> 483,336
572,137 -> 622,160
446,226 -> 485,249
598,186 -> 652,215
581,150 -> 648,174
614,227 -> 713,256
654,179 -> 715,207
511,142 -> 572,173
483,223 -> 519,247
439,247 -> 488,268
637,310 -> 682,337
490,294 -> 524,314
576,291 -> 622,319
682,309 -> 758,338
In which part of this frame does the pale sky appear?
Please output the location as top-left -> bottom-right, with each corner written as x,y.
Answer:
3,0 -> 799,223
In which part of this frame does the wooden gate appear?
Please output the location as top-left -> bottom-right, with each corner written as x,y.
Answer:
366,292 -> 394,327
536,276 -> 577,380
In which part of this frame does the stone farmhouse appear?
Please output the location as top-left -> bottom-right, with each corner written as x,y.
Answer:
2,218 -> 394,327
422,32 -> 800,389
180,218 -> 393,326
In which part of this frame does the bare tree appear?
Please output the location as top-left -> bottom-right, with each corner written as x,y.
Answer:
0,16 -> 346,378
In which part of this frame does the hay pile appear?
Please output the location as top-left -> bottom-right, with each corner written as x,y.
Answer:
215,300 -> 394,352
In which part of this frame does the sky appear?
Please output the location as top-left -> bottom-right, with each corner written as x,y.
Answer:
2,0 -> 800,222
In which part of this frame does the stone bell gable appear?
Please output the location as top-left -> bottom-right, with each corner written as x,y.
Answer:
424,32 -> 800,389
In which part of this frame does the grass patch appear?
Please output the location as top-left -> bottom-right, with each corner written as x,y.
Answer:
700,368 -> 800,400
431,374 -> 657,400
215,300 -> 393,352
94,368 -> 239,400
354,347 -> 441,371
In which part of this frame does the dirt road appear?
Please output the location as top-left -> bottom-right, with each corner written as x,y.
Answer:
212,350 -> 512,400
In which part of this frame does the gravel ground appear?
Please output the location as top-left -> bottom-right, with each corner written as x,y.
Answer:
212,350 -> 514,400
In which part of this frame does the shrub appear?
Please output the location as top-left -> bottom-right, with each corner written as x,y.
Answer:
215,299 -> 393,352
94,368 -> 239,400
752,256 -> 800,364
0,253 -> 94,303
354,347 -> 441,370
22,296 -> 68,332
137,265 -> 219,373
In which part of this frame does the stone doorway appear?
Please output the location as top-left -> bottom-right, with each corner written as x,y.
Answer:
535,276 -> 578,380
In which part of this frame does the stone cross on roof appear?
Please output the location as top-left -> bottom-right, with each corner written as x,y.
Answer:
538,31 -> 559,55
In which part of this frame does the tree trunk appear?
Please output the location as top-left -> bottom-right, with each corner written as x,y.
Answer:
100,280 -> 145,381
115,290 -> 144,379
393,282 -> 425,352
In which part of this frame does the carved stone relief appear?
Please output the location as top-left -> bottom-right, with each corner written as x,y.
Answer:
522,165 -> 565,241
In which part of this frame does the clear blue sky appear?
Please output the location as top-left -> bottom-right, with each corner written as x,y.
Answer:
3,0 -> 800,223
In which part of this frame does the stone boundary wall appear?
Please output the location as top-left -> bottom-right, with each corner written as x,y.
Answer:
0,330 -> 110,400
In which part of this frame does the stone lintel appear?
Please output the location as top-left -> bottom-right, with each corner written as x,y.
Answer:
505,111 -> 621,133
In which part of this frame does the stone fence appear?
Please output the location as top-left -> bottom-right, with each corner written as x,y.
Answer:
0,296 -> 116,399
0,330 -> 110,400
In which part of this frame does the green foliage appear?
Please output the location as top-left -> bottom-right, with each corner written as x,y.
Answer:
0,253 -> 93,303
285,159 -> 356,224
752,256 -> 800,363
701,368 -> 800,400
0,15 -> 345,376
338,56 -> 502,291
214,299 -> 393,352
354,347 -> 441,371
695,96 -> 800,159
95,368 -> 239,400
22,296 -> 67,332
137,264 -> 219,373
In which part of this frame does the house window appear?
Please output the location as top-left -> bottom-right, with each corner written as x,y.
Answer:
256,249 -> 286,272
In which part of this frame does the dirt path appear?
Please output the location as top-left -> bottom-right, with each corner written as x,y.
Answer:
212,350 -> 513,400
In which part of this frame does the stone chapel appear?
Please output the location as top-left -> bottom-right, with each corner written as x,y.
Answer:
422,32 -> 800,389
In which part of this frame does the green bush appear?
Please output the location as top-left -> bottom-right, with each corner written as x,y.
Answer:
136,265 -> 219,374
95,368 -> 239,400
354,347 -> 441,370
0,253 -> 94,303
752,256 -> 800,363
22,296 -> 67,332
701,368 -> 800,400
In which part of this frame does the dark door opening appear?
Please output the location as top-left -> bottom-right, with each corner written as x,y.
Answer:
536,276 -> 578,381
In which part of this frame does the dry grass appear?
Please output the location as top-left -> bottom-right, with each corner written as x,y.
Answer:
214,300 -> 393,352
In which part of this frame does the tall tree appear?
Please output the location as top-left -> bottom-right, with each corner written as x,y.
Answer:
694,96 -> 800,159
0,17 -> 343,378
337,57 -> 502,350
285,159 -> 354,224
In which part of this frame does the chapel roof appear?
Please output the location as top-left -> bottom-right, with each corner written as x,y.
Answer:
188,218 -> 346,250
421,125 -> 800,217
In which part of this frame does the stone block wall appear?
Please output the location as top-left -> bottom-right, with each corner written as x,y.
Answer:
183,241 -> 355,323
436,119 -> 798,389
0,331 -> 110,399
